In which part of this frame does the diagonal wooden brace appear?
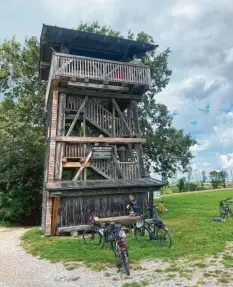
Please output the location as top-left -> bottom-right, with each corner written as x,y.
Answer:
66,96 -> 88,136
112,98 -> 132,137
72,151 -> 92,181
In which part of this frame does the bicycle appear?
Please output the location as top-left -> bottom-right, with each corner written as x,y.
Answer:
107,222 -> 130,276
219,198 -> 233,220
82,217 -> 117,252
134,206 -> 172,248
82,217 -> 103,247
82,218 -> 130,275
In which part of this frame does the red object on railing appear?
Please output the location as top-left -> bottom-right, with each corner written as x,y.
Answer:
114,72 -> 125,79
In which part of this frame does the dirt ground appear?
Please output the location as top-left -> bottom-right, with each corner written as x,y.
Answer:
1,228 -> 233,287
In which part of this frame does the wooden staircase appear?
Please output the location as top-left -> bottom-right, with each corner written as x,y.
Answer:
86,99 -> 113,136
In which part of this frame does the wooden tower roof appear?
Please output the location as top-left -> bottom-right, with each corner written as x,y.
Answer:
39,24 -> 158,80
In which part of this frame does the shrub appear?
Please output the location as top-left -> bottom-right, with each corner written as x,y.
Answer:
184,182 -> 199,192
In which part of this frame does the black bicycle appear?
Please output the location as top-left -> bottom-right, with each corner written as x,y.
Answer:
219,198 -> 233,220
134,206 -> 172,248
82,217 -> 103,247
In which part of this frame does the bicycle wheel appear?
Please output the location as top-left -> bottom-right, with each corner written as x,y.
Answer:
134,225 -> 150,241
219,206 -> 226,220
82,228 -> 102,247
110,240 -> 119,257
155,227 -> 172,248
229,207 -> 233,217
121,250 -> 130,276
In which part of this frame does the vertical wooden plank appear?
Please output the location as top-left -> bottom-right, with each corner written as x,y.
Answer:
55,93 -> 66,180
148,191 -> 154,210
51,197 -> 60,236
131,100 -> 145,178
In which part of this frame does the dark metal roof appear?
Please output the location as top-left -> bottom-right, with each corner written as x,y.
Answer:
39,24 -> 157,80
46,178 -> 164,191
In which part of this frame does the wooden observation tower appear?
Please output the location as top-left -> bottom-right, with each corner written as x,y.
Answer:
40,25 -> 163,236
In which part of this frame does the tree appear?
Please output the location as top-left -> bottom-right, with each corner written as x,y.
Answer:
0,37 -> 46,224
209,170 -> 227,189
177,177 -> 186,192
201,170 -> 207,187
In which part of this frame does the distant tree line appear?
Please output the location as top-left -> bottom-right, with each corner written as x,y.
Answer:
176,170 -> 228,192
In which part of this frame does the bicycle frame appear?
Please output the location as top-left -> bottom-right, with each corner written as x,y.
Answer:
219,198 -> 233,218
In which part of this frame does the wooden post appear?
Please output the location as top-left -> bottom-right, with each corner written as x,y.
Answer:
44,196 -> 53,236
131,100 -> 145,178
47,87 -> 59,182
51,197 -> 60,236
148,191 -> 154,210
45,87 -> 59,236
112,102 -> 118,158
55,93 -> 66,180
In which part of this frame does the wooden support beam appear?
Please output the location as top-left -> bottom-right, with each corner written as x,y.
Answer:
85,117 -> 111,137
73,151 -> 92,181
112,99 -> 132,137
127,144 -> 135,162
112,155 -> 125,179
131,100 -> 145,177
58,87 -> 143,100
66,96 -> 88,136
136,144 -> 145,178
131,100 -> 140,135
148,191 -> 154,214
90,165 -> 111,180
40,61 -> 51,68
55,136 -> 146,144
51,197 -> 60,236
55,93 -> 66,180
63,162 -> 91,168
68,81 -> 129,92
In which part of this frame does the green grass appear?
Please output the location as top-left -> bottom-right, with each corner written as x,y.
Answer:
222,255 -> 233,267
22,189 -> 233,266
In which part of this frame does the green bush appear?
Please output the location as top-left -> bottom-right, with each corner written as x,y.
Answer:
171,186 -> 180,193
184,182 -> 199,192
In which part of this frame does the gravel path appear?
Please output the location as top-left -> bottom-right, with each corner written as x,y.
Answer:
1,228 -> 233,287
0,228 -> 117,287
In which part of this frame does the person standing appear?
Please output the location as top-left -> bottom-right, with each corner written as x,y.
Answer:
126,194 -> 140,215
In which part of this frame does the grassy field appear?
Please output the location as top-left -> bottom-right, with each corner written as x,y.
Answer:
22,189 -> 233,268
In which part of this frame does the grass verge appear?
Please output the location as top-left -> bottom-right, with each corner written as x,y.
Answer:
22,189 -> 233,266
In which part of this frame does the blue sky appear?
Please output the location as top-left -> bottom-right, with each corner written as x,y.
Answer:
1,0 -> 233,175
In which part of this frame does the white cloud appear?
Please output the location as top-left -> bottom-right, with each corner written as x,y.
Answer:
220,153 -> 233,168
41,0 -> 116,22
190,140 -> 210,152
213,126 -> 233,148
171,2 -> 200,18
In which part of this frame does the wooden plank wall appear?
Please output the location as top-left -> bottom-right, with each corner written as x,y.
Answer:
58,191 -> 149,227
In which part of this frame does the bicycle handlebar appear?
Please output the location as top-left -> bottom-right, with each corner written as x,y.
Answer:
219,197 -> 232,203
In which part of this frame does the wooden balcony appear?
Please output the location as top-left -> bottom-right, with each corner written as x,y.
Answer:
46,52 -> 151,103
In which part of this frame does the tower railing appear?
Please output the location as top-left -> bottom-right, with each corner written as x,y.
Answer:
45,52 -> 151,104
